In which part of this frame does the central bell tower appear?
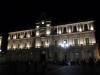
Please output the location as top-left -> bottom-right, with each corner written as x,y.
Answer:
35,12 -> 51,48
36,12 -> 51,27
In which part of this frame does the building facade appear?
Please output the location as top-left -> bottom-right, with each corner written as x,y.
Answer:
0,36 -> 2,50
6,19 -> 97,62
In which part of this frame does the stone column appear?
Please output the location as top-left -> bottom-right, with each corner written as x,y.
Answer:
24,32 -> 25,37
26,31 -> 28,37
69,26 -> 71,33
80,25 -> 82,31
62,27 -> 63,33
83,24 -> 84,31
72,25 -> 73,32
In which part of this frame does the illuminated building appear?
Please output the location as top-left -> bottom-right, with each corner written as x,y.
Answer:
0,36 -> 2,49
6,17 -> 97,62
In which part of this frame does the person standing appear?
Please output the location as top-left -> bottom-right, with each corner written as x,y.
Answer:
88,57 -> 95,74
41,60 -> 47,75
34,60 -> 37,72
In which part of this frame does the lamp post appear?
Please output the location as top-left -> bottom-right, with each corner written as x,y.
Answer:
41,50 -> 46,61
65,44 -> 70,62
61,42 -> 69,64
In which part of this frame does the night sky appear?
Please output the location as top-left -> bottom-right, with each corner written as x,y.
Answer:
0,1 -> 100,40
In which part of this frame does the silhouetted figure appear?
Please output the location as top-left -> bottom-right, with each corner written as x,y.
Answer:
41,60 -> 47,75
82,59 -> 87,67
81,59 -> 87,71
96,59 -> 100,68
13,60 -> 18,74
9,61 -> 13,70
25,61 -> 30,72
88,57 -> 95,74
34,60 -> 38,72
68,59 -> 71,66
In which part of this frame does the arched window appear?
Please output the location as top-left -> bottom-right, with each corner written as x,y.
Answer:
54,40 -> 57,46
73,26 -> 77,32
64,27 -> 66,33
74,39 -> 78,46
85,38 -> 89,45
55,28 -> 57,33
84,24 -> 88,31
18,44 -> 20,49
11,44 -> 13,49
25,43 -> 27,49
41,41 -> 45,47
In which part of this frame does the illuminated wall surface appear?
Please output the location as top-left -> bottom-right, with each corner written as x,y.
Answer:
7,20 -> 96,49
0,36 -> 2,49
6,20 -> 99,61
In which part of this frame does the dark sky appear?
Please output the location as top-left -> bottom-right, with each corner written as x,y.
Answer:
0,0 -> 100,40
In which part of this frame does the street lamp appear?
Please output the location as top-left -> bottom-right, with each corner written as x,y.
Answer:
61,42 -> 70,64
65,44 -> 69,62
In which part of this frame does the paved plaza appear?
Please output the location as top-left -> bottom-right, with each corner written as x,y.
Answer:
0,62 -> 100,75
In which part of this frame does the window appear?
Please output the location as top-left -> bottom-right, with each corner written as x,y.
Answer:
85,38 -> 89,45
41,41 -> 44,47
54,28 -> 57,33
11,44 -> 13,49
84,24 -> 88,31
25,43 -> 27,48
54,40 -> 57,46
64,27 -> 66,33
73,26 -> 77,32
18,44 -> 20,48
32,42 -> 35,47
74,39 -> 78,46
